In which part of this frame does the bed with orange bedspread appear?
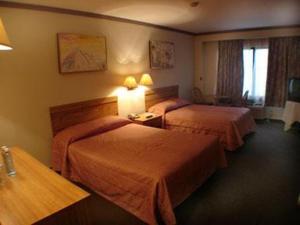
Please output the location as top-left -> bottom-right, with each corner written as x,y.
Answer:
149,99 -> 256,151
52,116 -> 226,225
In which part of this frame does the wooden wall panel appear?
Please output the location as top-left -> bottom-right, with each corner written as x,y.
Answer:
49,85 -> 179,135
50,96 -> 118,136
145,85 -> 179,109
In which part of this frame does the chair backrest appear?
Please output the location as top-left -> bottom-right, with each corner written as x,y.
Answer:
193,87 -> 205,103
243,90 -> 249,101
240,90 -> 249,106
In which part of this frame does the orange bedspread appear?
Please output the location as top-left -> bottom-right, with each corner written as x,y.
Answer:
164,105 -> 256,151
53,119 -> 226,225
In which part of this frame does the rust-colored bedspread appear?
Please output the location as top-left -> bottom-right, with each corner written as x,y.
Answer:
63,123 -> 226,225
165,105 -> 256,151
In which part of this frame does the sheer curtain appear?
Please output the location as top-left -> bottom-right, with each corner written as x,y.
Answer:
243,39 -> 269,105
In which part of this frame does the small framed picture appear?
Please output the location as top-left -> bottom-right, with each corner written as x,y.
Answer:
149,40 -> 175,69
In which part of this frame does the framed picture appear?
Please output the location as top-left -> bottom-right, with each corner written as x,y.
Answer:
57,33 -> 107,74
149,40 -> 175,69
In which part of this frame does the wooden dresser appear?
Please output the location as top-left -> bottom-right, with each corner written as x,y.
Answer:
0,147 -> 90,225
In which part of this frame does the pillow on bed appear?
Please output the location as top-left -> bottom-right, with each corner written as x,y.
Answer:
148,98 -> 191,115
54,116 -> 132,145
52,116 -> 132,172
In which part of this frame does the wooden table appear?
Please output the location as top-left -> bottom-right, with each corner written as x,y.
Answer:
0,147 -> 90,225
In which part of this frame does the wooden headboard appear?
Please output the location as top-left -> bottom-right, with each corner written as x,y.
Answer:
145,85 -> 179,109
49,96 -> 118,136
49,85 -> 179,136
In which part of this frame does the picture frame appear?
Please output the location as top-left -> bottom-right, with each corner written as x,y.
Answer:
57,33 -> 107,74
149,40 -> 175,69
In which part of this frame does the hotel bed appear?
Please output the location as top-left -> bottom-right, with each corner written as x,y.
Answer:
50,102 -> 226,225
148,98 -> 256,151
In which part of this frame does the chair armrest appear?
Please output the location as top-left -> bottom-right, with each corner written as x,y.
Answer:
202,95 -> 215,104
214,96 -> 233,105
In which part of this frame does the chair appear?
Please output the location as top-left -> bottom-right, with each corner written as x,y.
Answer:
214,90 -> 250,107
193,87 -> 214,105
193,87 -> 249,107
193,87 -> 235,106
215,96 -> 233,106
232,90 -> 249,107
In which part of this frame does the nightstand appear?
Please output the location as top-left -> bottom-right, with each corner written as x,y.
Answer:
131,113 -> 162,128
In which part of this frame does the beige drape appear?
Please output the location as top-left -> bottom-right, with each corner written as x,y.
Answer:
217,40 -> 244,99
265,36 -> 300,107
243,39 -> 269,49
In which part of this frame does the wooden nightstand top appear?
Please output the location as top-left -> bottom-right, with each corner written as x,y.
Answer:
0,147 -> 89,225
131,113 -> 162,128
133,112 -> 161,122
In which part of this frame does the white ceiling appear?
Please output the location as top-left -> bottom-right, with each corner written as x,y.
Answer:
8,0 -> 300,34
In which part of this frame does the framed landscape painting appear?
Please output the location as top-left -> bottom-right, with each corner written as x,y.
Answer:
149,40 -> 175,69
57,33 -> 107,74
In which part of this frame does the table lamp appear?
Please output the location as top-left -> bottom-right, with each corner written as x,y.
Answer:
140,73 -> 153,86
0,18 -> 13,51
124,76 -> 138,90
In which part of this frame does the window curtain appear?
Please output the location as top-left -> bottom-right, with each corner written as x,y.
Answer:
265,36 -> 300,107
217,40 -> 244,99
243,39 -> 268,49
287,37 -> 300,77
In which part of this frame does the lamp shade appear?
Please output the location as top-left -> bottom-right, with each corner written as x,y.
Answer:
140,73 -> 153,86
124,76 -> 138,89
0,18 -> 12,50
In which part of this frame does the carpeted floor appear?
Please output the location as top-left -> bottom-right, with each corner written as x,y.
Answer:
175,120 -> 300,225
86,121 -> 300,225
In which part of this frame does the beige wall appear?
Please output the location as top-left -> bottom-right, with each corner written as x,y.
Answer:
0,7 -> 195,165
202,42 -> 218,95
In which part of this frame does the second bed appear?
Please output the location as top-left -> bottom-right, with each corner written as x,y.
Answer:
148,98 -> 256,151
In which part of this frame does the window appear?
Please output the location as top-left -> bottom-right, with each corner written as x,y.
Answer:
243,47 -> 268,105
